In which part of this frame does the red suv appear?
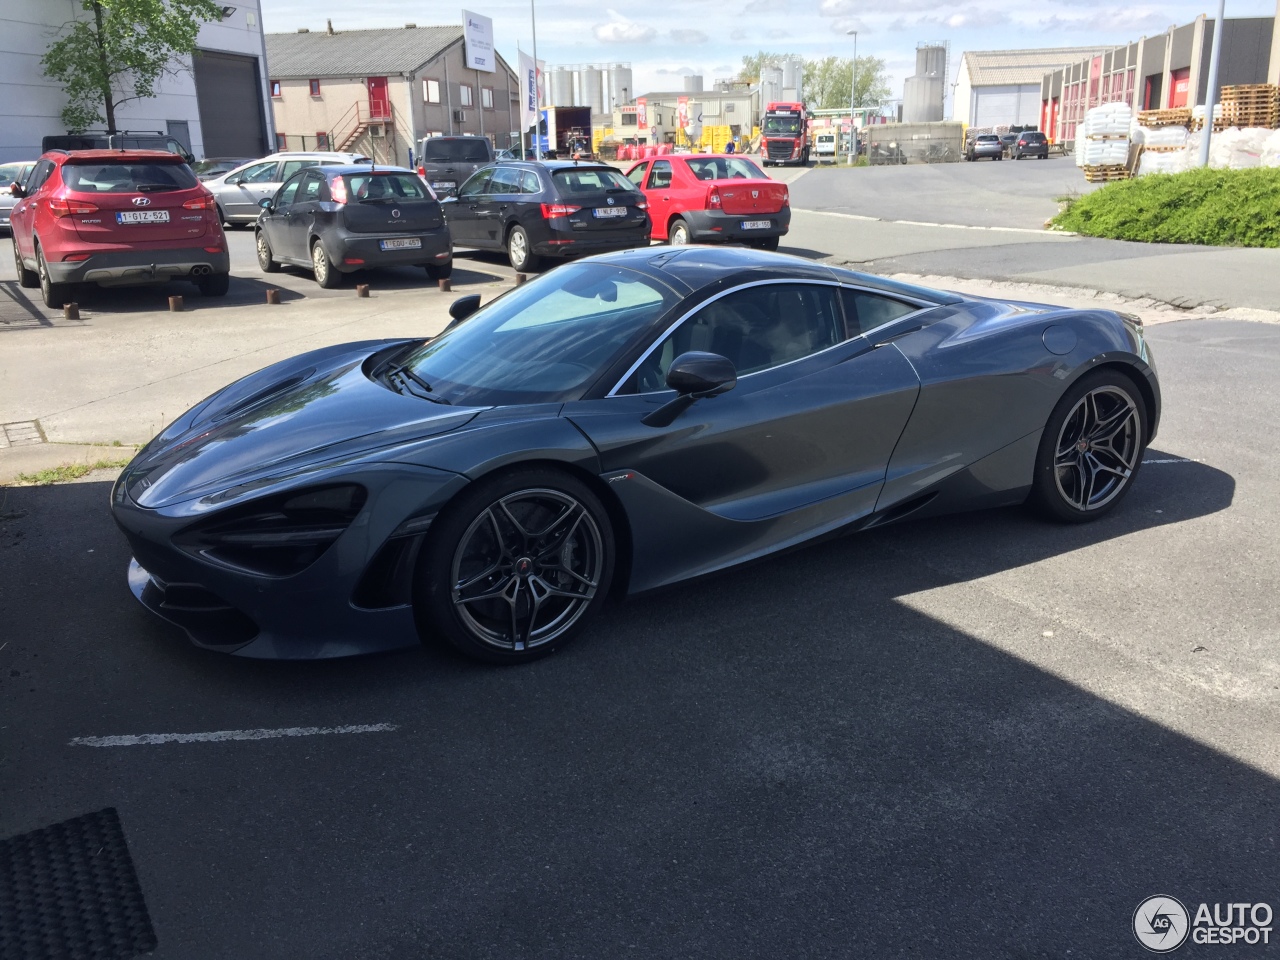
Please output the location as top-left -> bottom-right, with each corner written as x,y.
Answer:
623,154 -> 790,249
10,149 -> 230,308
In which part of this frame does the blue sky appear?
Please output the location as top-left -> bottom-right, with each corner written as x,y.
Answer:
261,0 -> 1279,98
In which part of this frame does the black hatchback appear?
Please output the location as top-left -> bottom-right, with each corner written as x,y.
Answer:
255,165 -> 451,287
441,160 -> 650,272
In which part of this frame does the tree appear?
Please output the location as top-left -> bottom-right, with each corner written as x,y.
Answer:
41,0 -> 222,134
736,51 -> 797,85
803,55 -> 892,110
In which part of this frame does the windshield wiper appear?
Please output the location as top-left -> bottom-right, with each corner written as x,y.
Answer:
385,364 -> 451,403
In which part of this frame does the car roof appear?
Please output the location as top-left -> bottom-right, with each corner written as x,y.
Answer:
51,149 -> 187,162
258,151 -> 370,161
319,165 -> 415,176
422,135 -> 488,140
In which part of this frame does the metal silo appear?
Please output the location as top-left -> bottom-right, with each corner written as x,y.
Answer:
608,64 -> 634,107
582,66 -> 604,114
552,67 -> 574,107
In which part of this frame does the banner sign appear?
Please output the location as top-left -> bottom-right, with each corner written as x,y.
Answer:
676,96 -> 689,130
518,50 -> 538,129
636,97 -> 648,130
462,10 -> 495,73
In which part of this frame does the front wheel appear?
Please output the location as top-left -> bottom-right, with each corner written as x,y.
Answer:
256,231 -> 280,273
311,240 -> 341,288
506,225 -> 541,272
416,467 -> 616,664
1030,370 -> 1147,523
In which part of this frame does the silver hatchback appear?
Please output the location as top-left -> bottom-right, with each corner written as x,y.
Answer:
204,152 -> 371,226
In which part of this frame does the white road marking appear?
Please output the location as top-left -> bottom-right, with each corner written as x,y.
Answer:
792,207 -> 1076,236
69,723 -> 397,747
1142,458 -> 1205,464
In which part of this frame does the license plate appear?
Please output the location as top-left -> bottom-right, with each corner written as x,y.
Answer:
741,220 -> 772,230
116,210 -> 170,224
380,238 -> 422,250
430,181 -> 456,191
593,206 -> 627,218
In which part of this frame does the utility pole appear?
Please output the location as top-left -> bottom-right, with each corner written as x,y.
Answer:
847,30 -> 858,163
1198,0 -> 1226,166
531,0 -> 541,159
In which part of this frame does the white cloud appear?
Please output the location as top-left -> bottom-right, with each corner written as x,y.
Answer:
670,28 -> 710,44
818,0 -> 856,15
831,17 -> 869,34
656,66 -> 697,75
593,10 -> 658,43
730,28 -> 747,40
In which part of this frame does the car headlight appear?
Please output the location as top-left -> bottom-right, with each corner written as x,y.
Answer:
174,484 -> 367,577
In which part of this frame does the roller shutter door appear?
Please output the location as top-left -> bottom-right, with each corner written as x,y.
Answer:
193,50 -> 267,158
974,87 -> 1018,128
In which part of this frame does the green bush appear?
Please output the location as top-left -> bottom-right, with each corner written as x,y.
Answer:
1052,167 -> 1280,247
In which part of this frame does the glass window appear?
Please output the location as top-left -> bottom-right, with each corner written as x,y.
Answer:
26,160 -> 56,194
274,176 -> 303,210
62,161 -> 197,193
270,80 -> 281,97
425,79 -> 441,103
315,132 -> 330,150
459,84 -> 473,107
629,284 -> 845,392
763,115 -> 802,135
520,170 -> 542,194
344,173 -> 430,200
309,79 -> 321,96
298,173 -> 324,202
685,157 -> 766,181
280,158 -> 321,180
274,133 -> 287,150
0,162 -> 33,188
626,162 -> 647,186
399,262 -> 680,406
481,87 -> 493,109
646,160 -> 672,189
457,168 -> 493,198
422,139 -> 490,162
551,168 -> 635,196
486,167 -> 524,194
839,289 -> 918,336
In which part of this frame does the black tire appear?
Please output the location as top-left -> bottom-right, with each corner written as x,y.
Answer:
196,272 -> 230,297
1030,369 -> 1148,523
311,239 -> 341,288
216,204 -> 229,227
425,262 -> 453,281
256,230 -> 280,273
668,218 -> 691,246
13,239 -> 38,289
36,243 -> 70,309
506,225 -> 541,272
750,236 -> 779,251
416,466 -> 616,664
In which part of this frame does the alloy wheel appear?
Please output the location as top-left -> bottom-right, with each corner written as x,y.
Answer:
669,220 -> 690,245
508,229 -> 528,268
449,488 -> 605,653
1053,386 -> 1141,511
311,243 -> 328,283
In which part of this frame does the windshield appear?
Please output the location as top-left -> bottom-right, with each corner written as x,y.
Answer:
764,116 -> 803,135
397,262 -> 680,405
422,140 -> 491,162
63,161 -> 197,193
686,157 -> 766,180
0,163 -> 32,187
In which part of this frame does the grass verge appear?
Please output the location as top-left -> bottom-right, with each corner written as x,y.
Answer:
1052,167 -> 1280,247
11,458 -> 132,486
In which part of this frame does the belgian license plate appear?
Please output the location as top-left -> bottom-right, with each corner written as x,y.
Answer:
431,181 -> 456,192
741,220 -> 771,230
593,206 -> 627,218
116,210 -> 170,224
380,238 -> 422,250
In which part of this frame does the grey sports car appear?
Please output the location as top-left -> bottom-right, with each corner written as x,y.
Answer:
111,247 -> 1159,664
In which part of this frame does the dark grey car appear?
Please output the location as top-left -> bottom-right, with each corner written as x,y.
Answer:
255,165 -> 451,287
1011,131 -> 1050,159
417,136 -> 494,198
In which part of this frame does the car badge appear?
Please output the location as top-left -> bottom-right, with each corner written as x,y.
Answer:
607,197 -> 615,205
752,190 -> 759,199
132,196 -> 151,206
392,209 -> 401,218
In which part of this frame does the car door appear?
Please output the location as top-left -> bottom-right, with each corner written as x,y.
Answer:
10,159 -> 56,261
261,174 -> 304,262
625,162 -> 650,234
223,160 -> 281,220
446,168 -> 493,246
476,166 -> 523,246
565,281 -> 922,589
282,171 -> 326,260
644,160 -> 674,239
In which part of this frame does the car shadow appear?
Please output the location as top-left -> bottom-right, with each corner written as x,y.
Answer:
2,452 -> 1267,958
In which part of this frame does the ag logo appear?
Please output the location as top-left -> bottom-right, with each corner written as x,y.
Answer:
1134,896 -> 1190,953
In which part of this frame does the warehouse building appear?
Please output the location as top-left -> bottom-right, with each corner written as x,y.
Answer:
952,47 -> 1113,128
1041,8 -> 1280,144
0,0 -> 274,163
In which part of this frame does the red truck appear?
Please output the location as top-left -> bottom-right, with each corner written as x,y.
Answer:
760,102 -> 809,167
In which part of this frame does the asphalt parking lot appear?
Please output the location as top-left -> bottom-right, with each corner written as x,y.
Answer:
3,314 -> 1279,958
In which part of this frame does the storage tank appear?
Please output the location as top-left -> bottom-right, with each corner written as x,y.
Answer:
582,66 -> 604,114
609,64 -> 634,107
916,44 -> 947,81
782,56 -> 803,102
684,74 -> 703,93
551,67 -> 574,107
760,66 -> 782,105
902,76 -> 945,122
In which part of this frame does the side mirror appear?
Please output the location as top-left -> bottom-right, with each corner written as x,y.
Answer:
448,294 -> 481,323
258,197 -> 273,210
643,351 -> 737,428
8,183 -> 24,199
184,153 -> 196,164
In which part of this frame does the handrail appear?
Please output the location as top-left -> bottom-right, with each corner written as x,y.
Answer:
335,101 -> 395,151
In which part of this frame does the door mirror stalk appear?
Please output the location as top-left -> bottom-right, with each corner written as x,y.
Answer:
642,352 -> 737,427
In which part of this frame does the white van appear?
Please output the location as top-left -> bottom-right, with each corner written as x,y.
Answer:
813,131 -> 838,163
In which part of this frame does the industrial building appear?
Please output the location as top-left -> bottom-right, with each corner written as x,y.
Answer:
545,63 -> 634,115
903,43 -> 949,123
1041,8 -> 1280,144
0,0 -> 274,163
952,47 -> 1113,128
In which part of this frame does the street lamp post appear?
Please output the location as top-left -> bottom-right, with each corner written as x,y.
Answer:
1198,0 -> 1226,167
847,29 -> 858,163
531,0 -> 541,160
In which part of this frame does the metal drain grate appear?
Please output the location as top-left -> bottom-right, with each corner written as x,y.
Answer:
1,422 -> 45,449
0,808 -> 157,960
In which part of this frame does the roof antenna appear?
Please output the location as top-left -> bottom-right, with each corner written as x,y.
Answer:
326,19 -> 334,35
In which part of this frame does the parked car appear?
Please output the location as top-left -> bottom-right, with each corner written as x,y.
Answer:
624,154 -> 789,250
109,247 -> 1160,664
0,161 -> 37,231
41,131 -> 194,163
416,136 -> 495,199
254,165 -> 451,287
965,135 -> 1004,161
204,152 -> 371,227
9,149 -> 229,307
193,157 -> 254,180
999,133 -> 1020,157
812,131 -> 838,163
441,160 -> 649,272
1011,131 -> 1050,160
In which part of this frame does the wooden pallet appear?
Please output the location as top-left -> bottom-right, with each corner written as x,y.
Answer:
1084,133 -> 1129,141
1083,164 -> 1131,183
1142,144 -> 1184,153
1137,108 -> 1192,128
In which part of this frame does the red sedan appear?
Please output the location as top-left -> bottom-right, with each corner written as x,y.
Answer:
623,154 -> 790,249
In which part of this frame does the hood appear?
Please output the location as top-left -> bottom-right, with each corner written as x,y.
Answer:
125,341 -> 480,509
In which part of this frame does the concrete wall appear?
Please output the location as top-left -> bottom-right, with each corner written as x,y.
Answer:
0,0 -> 272,163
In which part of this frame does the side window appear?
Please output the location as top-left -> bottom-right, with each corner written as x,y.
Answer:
298,172 -> 324,203
630,284 -> 845,392
274,175 -> 304,210
280,158 -> 320,180
238,161 -> 279,183
458,169 -> 492,198
486,167 -> 523,194
26,160 -> 56,194
627,163 -> 648,187
840,289 -> 919,337
646,160 -> 672,190
520,170 -> 542,194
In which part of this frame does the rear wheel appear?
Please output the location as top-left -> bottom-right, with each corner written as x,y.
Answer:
416,467 -> 615,664
425,262 -> 453,281
36,244 -> 70,309
196,272 -> 230,297
668,218 -> 691,245
750,236 -> 779,251
1030,370 -> 1147,523
13,239 -> 38,288
311,239 -> 341,288
506,225 -> 541,272
256,230 -> 280,272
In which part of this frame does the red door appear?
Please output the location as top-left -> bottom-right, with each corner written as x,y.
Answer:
368,76 -> 389,120
1169,68 -> 1190,108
